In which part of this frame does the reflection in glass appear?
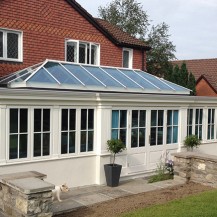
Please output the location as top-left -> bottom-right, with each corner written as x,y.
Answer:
9,135 -> 18,159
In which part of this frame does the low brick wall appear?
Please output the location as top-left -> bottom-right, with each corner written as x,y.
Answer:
0,171 -> 54,217
173,152 -> 217,187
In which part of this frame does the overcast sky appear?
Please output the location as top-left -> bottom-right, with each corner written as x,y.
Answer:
76,0 -> 217,60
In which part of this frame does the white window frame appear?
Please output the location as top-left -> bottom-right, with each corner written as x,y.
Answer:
65,39 -> 100,65
131,110 -> 146,148
207,108 -> 215,140
60,108 -> 77,155
0,28 -> 23,62
8,108 -> 29,161
187,108 -> 203,140
166,110 -> 179,144
122,48 -> 133,69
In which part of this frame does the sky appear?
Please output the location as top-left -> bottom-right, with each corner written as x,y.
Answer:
76,0 -> 217,60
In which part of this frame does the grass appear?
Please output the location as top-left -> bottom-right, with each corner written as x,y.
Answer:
148,173 -> 173,183
121,189 -> 217,217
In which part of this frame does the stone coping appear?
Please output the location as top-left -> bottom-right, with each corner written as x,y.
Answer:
172,152 -> 217,162
0,171 -> 47,184
5,177 -> 55,194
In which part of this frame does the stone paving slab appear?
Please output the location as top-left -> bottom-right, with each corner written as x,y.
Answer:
51,177 -> 186,215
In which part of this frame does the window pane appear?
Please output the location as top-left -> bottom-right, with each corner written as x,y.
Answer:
79,43 -> 86,63
173,126 -> 178,143
43,109 -> 50,131
151,110 -> 157,126
61,132 -> 68,154
80,131 -> 86,152
167,110 -> 172,125
10,109 -> 18,133
62,109 -> 68,131
208,109 -> 211,123
9,135 -> 18,159
20,109 -> 28,133
139,128 -> 145,147
88,131 -> 93,151
188,126 -> 192,136
208,126 -> 210,140
199,109 -> 203,124
43,133 -> 50,156
195,109 -> 199,124
211,125 -> 214,139
131,128 -> 138,148
150,128 -> 156,146
120,110 -> 127,128
34,133 -> 41,157
69,132 -> 75,153
0,32 -> 3,57
158,110 -> 164,126
189,109 -> 193,124
173,110 -> 178,125
112,110 -> 119,128
132,110 -> 138,128
67,41 -> 77,62
91,45 -> 97,65
167,127 -> 172,144
212,110 -> 215,123
123,50 -> 129,68
139,110 -> 146,127
34,109 -> 41,132
7,33 -> 18,59
70,109 -> 76,130
120,129 -> 126,144
81,109 -> 87,130
19,134 -> 27,158
157,127 -> 163,145
112,129 -> 118,139
88,109 -> 94,129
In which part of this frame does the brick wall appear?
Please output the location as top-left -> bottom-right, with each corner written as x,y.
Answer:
0,0 -> 146,76
196,78 -> 217,96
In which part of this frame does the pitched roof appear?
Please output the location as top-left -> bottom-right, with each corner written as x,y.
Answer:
66,0 -> 150,50
171,58 -> 217,92
95,18 -> 150,49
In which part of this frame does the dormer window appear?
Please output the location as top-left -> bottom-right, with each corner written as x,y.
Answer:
66,40 -> 100,65
0,28 -> 23,62
123,48 -> 133,68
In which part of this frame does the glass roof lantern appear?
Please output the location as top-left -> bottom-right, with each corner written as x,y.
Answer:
0,59 -> 191,95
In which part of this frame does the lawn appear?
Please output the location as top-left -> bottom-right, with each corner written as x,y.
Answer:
121,189 -> 217,217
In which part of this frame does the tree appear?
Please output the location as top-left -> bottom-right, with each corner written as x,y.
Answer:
165,63 -> 196,95
146,23 -> 176,76
98,0 -> 176,77
98,0 -> 149,39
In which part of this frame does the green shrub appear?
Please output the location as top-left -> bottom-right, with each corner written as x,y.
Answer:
183,135 -> 201,150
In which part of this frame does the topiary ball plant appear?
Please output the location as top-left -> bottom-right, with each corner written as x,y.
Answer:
107,139 -> 126,166
183,135 -> 201,151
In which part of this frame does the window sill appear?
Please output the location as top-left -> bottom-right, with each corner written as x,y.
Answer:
0,58 -> 23,63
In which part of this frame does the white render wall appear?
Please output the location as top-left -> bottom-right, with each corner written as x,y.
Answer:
0,89 -> 217,187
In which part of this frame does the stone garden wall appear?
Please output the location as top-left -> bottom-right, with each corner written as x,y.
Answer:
173,152 -> 217,187
0,171 -> 54,217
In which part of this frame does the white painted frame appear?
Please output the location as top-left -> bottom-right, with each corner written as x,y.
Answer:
122,48 -> 133,69
0,28 -> 23,62
65,39 -> 100,66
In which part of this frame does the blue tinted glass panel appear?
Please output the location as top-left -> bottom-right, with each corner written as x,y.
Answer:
173,110 -> 179,125
161,79 -> 188,91
102,67 -> 141,88
62,64 -> 103,86
83,66 -> 123,87
44,62 -> 81,85
120,69 -> 157,90
112,110 -> 119,128
135,70 -> 172,90
173,126 -> 178,143
29,68 -> 57,83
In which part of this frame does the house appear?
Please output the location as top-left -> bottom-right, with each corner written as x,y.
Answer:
0,0 -> 150,77
0,0 -> 217,188
172,59 -> 217,96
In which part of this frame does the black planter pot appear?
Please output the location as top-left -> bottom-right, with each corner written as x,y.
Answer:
104,164 -> 122,187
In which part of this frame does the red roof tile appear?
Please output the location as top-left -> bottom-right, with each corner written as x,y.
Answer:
171,58 -> 217,91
